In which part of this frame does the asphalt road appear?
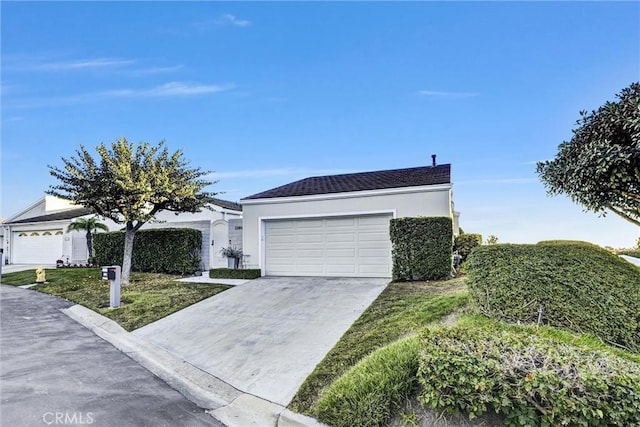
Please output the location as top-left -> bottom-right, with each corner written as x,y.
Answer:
0,285 -> 224,427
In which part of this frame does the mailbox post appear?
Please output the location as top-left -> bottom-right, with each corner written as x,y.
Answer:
101,265 -> 122,308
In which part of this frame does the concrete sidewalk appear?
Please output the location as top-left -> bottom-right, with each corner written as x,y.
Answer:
620,255 -> 640,266
1,264 -> 53,275
66,276 -> 388,426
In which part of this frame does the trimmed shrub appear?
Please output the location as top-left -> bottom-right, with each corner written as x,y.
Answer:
209,268 -> 261,280
94,228 -> 202,275
390,217 -> 453,281
418,327 -> 640,426
454,233 -> 482,262
465,241 -> 640,351
316,336 -> 420,427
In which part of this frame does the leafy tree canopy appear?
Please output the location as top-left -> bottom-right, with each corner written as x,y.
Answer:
537,82 -> 640,226
49,139 -> 216,226
48,138 -> 217,283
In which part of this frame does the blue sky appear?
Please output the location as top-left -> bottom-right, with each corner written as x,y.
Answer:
2,2 -> 639,247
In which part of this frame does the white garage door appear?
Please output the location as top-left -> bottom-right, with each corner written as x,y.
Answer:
12,230 -> 64,264
265,214 -> 392,277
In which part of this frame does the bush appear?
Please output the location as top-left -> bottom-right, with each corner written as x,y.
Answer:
418,327 -> 640,426
94,228 -> 202,275
209,268 -> 261,280
390,217 -> 453,281
465,241 -> 640,351
454,233 -> 482,262
316,336 -> 420,427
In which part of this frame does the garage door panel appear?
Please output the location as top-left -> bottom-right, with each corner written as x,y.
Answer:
327,265 -> 357,274
358,216 -> 390,226
358,231 -> 389,241
296,234 -> 324,243
265,214 -> 391,277
295,219 -> 324,228
295,264 -> 325,274
326,248 -> 356,258
326,218 -> 357,227
268,221 -> 295,230
326,232 -> 356,243
13,230 -> 64,264
359,264 -> 390,275
296,249 -> 324,258
268,234 -> 296,243
358,248 -> 390,257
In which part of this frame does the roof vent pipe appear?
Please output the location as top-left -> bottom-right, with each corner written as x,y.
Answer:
431,154 -> 437,167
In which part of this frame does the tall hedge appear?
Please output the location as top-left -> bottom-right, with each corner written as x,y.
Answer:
465,241 -> 640,352
454,233 -> 482,262
390,217 -> 453,281
93,228 -> 202,274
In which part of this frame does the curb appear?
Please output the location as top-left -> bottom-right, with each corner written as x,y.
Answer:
61,304 -> 328,427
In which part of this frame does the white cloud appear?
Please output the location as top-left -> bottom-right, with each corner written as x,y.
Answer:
418,90 -> 479,98
102,82 -> 235,98
220,14 -> 251,27
523,159 -> 551,165
4,82 -> 234,109
193,14 -> 252,32
34,58 -> 136,71
128,65 -> 185,76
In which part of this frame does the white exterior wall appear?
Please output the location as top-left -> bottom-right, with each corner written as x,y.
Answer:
241,185 -> 453,271
153,208 -> 241,223
8,196 -> 78,223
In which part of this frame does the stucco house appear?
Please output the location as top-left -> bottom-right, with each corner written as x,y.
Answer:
2,196 -> 242,269
240,160 -> 459,278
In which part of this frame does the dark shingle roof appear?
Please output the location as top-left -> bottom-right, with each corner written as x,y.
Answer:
6,208 -> 93,224
211,198 -> 242,212
243,164 -> 451,200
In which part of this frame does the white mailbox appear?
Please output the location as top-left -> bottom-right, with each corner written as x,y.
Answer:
101,265 -> 121,308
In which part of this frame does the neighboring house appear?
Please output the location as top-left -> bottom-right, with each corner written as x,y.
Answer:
240,159 -> 460,278
2,196 -> 242,269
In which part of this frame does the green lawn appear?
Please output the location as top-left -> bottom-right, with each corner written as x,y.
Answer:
289,277 -> 469,415
1,268 -> 230,331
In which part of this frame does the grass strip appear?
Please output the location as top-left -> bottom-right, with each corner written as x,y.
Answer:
1,268 -> 229,331
289,277 -> 468,415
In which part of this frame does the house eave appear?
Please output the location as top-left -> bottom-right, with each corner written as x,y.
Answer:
4,197 -> 46,223
240,183 -> 453,206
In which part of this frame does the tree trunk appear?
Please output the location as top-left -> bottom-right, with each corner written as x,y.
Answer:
121,223 -> 135,286
86,230 -> 93,258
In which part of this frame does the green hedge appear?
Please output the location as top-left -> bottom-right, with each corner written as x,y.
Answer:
454,233 -> 482,262
94,228 -> 202,275
465,241 -> 640,351
316,336 -> 420,427
418,327 -> 640,426
209,268 -> 261,280
390,217 -> 453,281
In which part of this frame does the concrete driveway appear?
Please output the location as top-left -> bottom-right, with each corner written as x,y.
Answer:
134,276 -> 388,406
